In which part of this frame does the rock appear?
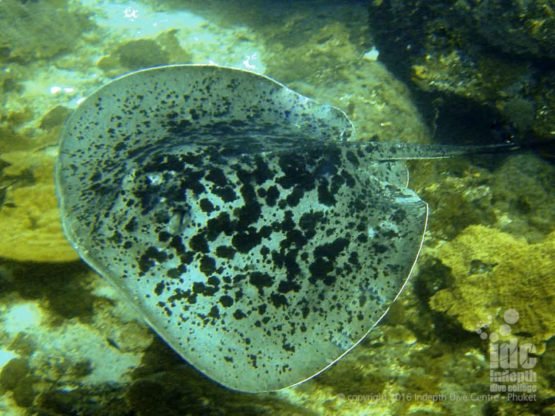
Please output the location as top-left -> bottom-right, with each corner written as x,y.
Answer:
368,0 -> 555,142
0,0 -> 94,63
116,39 -> 170,70
263,20 -> 430,143
0,358 -> 29,391
39,106 -> 71,131
459,0 -> 555,60
99,32 -> 192,76
491,154 -> 555,241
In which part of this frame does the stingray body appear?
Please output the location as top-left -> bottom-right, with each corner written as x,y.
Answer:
56,65 -> 428,392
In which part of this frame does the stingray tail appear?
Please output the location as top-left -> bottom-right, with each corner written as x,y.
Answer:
357,140 -> 553,161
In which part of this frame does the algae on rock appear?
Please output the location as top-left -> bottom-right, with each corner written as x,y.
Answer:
368,0 -> 555,142
98,31 -> 193,76
0,0 -> 94,63
263,20 -> 430,144
429,225 -> 555,353
491,153 -> 555,242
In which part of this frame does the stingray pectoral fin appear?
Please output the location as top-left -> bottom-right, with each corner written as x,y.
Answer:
80,147 -> 427,392
56,64 -> 428,392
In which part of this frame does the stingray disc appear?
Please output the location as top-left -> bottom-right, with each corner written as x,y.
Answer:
56,64 -> 428,392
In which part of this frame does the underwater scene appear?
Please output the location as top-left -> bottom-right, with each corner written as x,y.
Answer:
1,0 -> 554,415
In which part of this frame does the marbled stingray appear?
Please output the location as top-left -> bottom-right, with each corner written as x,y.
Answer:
56,64 -> 439,392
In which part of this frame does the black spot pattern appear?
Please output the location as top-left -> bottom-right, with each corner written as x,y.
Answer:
56,65 -> 427,393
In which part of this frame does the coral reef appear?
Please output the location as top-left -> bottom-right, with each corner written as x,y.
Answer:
429,225 -> 555,353
0,151 -> 78,262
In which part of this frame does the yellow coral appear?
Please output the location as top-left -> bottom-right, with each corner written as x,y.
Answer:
0,151 -> 78,262
429,225 -> 555,353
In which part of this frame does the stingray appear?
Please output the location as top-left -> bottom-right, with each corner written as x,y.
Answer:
55,64 -> 515,392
